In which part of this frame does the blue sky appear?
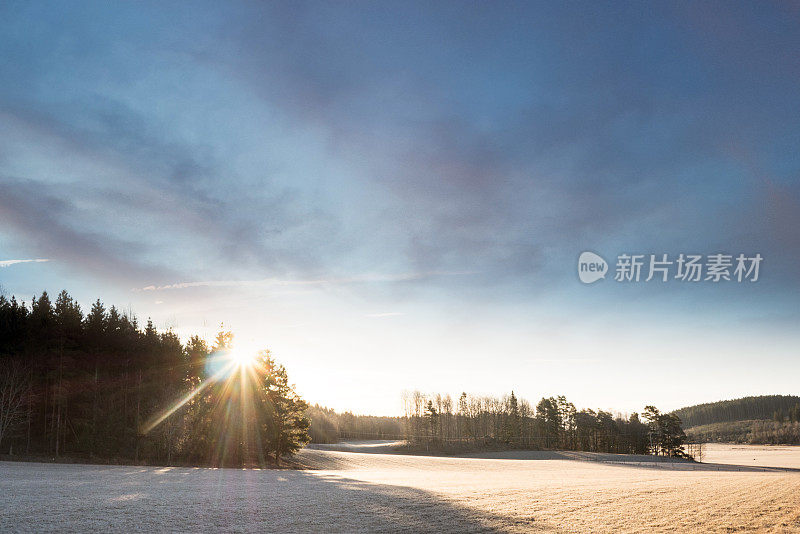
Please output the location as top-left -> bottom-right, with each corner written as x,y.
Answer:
1,1 -> 799,415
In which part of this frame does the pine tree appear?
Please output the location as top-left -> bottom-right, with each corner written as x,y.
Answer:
644,405 -> 687,457
84,299 -> 106,456
256,350 -> 310,466
503,391 -> 521,444
424,400 -> 439,440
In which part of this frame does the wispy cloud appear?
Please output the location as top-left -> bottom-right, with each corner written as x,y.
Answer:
0,258 -> 49,267
0,178 -> 177,284
136,271 -> 476,292
365,312 -> 404,318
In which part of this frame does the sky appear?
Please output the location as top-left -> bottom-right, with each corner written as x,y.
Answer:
1,1 -> 799,416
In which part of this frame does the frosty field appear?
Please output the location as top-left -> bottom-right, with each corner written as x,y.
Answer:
2,442 -> 800,533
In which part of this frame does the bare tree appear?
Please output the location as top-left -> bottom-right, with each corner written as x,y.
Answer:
0,359 -> 30,452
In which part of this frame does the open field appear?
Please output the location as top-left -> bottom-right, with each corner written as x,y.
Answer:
702,442 -> 800,469
2,442 -> 800,533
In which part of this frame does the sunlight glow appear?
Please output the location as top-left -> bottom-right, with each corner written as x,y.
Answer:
140,360 -> 235,435
141,343 -> 269,440
229,347 -> 257,367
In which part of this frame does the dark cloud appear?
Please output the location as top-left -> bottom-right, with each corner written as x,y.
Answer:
200,6 -> 739,284
0,102 -> 344,282
0,178 -> 176,284
0,1 -> 798,298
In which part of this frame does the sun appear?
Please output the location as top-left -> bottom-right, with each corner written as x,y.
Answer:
229,347 -> 256,367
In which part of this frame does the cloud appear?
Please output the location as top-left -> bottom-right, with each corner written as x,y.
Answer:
0,100 -> 342,286
213,3 -> 777,287
0,2 -> 798,302
136,271 -> 476,292
0,178 -> 179,285
0,258 -> 49,267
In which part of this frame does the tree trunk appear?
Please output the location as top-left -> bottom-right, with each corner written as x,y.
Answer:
135,369 -> 141,464
275,430 -> 281,466
43,380 -> 47,451
55,343 -> 63,457
26,367 -> 32,454
91,360 -> 98,457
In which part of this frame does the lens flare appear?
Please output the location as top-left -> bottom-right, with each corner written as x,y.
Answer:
229,348 -> 256,367
140,341 -> 273,465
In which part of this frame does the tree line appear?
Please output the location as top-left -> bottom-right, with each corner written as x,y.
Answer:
672,395 -> 800,428
0,290 -> 310,466
401,391 -> 689,457
771,403 -> 800,424
686,419 -> 800,445
306,405 -> 404,443
1,289 -> 696,464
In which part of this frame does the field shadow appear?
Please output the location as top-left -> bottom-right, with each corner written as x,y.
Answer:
252,470 -> 547,533
0,462 -> 551,533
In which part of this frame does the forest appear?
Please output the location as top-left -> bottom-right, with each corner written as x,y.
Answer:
675,396 -> 800,445
398,391 -> 689,457
1,290 -> 692,466
673,395 -> 800,427
0,290 -> 310,466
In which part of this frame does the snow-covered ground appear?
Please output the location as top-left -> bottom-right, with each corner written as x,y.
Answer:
702,442 -> 800,469
3,442 -> 800,533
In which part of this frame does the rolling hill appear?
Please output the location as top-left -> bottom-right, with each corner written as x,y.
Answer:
673,395 -> 800,427
673,395 -> 800,443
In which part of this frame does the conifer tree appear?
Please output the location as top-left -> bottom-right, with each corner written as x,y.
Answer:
256,350 -> 310,465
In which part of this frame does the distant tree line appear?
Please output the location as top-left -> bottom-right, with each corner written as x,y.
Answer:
684,420 -> 755,443
749,421 -> 800,445
307,405 -> 404,444
0,290 -> 309,466
771,403 -> 800,424
672,396 -> 800,428
686,419 -> 800,445
402,391 -> 689,457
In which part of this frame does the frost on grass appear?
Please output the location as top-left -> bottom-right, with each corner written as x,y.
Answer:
3,443 -> 800,533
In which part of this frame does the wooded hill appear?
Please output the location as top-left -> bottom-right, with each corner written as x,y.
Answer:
672,395 -> 800,427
